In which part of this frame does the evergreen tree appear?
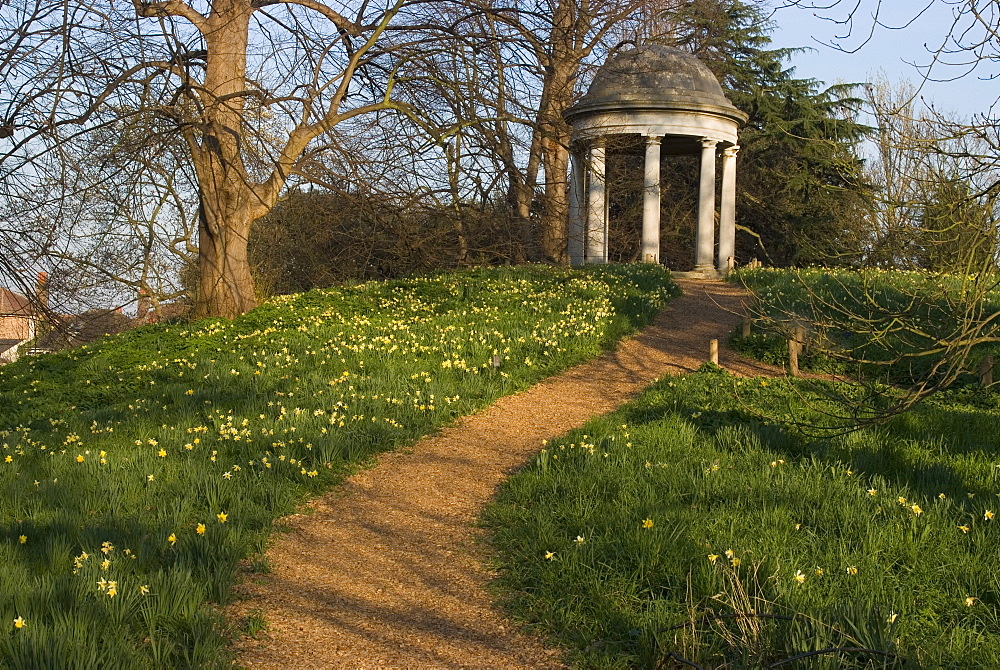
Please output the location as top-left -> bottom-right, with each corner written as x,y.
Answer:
660,0 -> 872,266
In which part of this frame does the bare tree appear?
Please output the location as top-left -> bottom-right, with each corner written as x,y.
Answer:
1,0 -> 441,319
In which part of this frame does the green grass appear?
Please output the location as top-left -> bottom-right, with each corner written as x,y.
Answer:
0,263 -> 677,668
731,266 -> 1000,386
483,369 -> 1000,668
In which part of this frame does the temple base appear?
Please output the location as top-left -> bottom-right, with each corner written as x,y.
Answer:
672,266 -> 723,280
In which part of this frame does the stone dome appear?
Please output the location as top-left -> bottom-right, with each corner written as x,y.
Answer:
565,44 -> 747,123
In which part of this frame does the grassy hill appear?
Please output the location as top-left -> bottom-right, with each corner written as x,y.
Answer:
484,268 -> 1000,669
0,264 -> 676,668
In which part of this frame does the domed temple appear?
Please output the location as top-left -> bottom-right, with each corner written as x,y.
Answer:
564,44 -> 748,275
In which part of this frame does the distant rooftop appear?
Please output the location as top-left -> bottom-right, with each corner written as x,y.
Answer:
0,287 -> 32,317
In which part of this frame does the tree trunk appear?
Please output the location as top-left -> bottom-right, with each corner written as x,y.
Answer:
189,0 -> 264,319
194,202 -> 257,320
531,0 -> 584,263
539,103 -> 572,262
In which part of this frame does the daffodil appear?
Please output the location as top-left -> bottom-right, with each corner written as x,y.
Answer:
708,554 -> 719,564
642,518 -> 654,529
847,566 -> 858,575
793,570 -> 805,584
966,597 -> 977,607
958,525 -> 970,534
544,551 -> 555,560
217,512 -> 228,523
167,533 -> 177,546
985,510 -> 994,521
139,585 -> 150,595
18,535 -> 26,544
196,523 -> 206,535
13,617 -> 25,629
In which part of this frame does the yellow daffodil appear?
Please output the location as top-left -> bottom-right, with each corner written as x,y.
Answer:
730,557 -> 741,567
196,523 -> 206,535
814,567 -> 824,576
157,449 -> 166,458
167,533 -> 177,545
708,554 -> 719,563
847,566 -> 858,575
75,454 -> 84,463
642,518 -> 654,529
13,617 -> 25,629
18,535 -> 26,544
985,510 -> 995,521
867,488 -> 877,496
793,570 -> 805,584
216,512 -> 228,523
139,585 -> 150,595
574,535 -> 585,544
958,525 -> 970,533
887,612 -> 898,624
966,597 -> 977,607
911,504 -> 923,515
544,551 -> 555,560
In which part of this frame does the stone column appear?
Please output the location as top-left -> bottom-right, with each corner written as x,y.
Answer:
694,138 -> 719,272
586,140 -> 608,264
717,145 -> 739,274
567,148 -> 586,266
642,135 -> 662,264
695,138 -> 718,272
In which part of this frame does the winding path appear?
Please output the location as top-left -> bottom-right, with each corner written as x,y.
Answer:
231,280 -> 785,669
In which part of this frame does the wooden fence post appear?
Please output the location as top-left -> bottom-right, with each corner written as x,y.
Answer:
741,316 -> 751,338
788,326 -> 805,377
709,339 -> 719,365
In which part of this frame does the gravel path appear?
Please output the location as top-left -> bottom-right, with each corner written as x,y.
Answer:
231,279 -> 787,669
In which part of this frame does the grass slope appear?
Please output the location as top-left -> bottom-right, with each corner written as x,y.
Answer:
731,267 -> 1000,384
0,264 -> 676,668
484,280 -> 1000,668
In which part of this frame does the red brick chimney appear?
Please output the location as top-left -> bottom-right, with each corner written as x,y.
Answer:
35,272 -> 48,311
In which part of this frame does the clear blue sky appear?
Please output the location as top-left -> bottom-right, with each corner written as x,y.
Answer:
767,1 -> 998,121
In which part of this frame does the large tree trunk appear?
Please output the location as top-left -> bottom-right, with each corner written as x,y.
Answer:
189,0 -> 265,319
540,133 -> 570,262
537,62 -> 574,263
194,203 -> 257,319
